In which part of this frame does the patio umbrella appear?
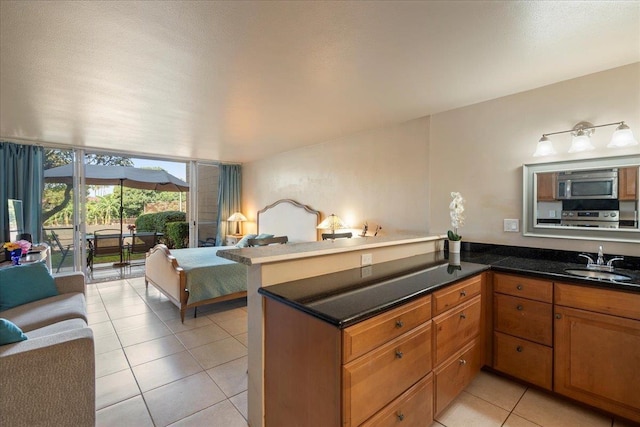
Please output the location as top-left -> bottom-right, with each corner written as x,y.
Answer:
44,164 -> 189,264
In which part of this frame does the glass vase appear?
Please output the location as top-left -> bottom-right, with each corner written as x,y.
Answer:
10,249 -> 22,265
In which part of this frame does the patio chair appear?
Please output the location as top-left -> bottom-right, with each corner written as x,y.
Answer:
90,230 -> 124,270
126,232 -> 158,262
48,230 -> 72,273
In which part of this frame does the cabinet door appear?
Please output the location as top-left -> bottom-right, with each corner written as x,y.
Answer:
536,172 -> 556,201
619,166 -> 638,201
494,331 -> 552,390
433,295 -> 481,365
555,306 -> 640,423
494,293 -> 552,346
493,273 -> 553,303
343,322 -> 432,427
362,373 -> 433,427
432,275 -> 482,316
434,338 -> 483,416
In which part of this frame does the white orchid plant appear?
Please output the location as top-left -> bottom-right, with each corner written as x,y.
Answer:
448,192 -> 465,241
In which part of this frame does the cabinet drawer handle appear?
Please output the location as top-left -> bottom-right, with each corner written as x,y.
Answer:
517,305 -> 523,311
395,320 -> 404,328
516,284 -> 523,291
395,350 -> 403,359
459,359 -> 467,365
516,346 -> 523,352
555,313 -> 562,319
397,412 -> 405,421
460,313 -> 466,319
460,290 -> 467,297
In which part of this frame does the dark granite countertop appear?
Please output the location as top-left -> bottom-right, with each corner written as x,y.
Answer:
259,243 -> 640,329
259,252 -> 488,328
457,242 -> 640,293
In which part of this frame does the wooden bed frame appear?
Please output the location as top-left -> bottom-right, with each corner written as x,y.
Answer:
144,199 -> 320,322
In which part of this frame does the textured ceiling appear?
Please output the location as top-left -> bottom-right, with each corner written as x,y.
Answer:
1,1 -> 639,163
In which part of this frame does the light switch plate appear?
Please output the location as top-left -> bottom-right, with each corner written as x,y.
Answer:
504,219 -> 520,232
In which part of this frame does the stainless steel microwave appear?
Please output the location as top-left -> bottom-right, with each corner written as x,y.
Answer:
556,169 -> 618,200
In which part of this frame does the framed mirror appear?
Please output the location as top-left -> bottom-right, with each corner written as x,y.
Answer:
8,199 -> 24,241
523,154 -> 640,243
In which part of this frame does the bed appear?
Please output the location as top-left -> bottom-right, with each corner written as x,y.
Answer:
144,199 -> 320,322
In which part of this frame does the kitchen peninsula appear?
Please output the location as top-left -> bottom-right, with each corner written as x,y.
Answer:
217,234 -> 449,427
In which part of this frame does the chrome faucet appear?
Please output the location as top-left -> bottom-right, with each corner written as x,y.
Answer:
579,245 -> 624,272
596,246 -> 605,266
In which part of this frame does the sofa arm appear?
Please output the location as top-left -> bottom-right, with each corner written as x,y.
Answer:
0,327 -> 95,426
54,272 -> 86,295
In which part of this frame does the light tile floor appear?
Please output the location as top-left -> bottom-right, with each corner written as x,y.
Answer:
91,277 -> 637,427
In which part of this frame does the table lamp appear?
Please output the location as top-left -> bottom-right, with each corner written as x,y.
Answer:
227,212 -> 247,236
317,214 -> 348,234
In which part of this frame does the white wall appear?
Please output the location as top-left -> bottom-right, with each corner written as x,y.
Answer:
243,63 -> 640,256
243,116 -> 430,236
430,62 -> 639,256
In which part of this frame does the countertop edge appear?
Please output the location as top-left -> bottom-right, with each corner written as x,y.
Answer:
217,234 -> 446,265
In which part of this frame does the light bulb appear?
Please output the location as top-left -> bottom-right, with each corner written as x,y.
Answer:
607,123 -> 638,148
533,136 -> 556,157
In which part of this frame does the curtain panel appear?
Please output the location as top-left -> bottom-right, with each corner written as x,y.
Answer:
215,164 -> 242,246
0,142 -> 44,243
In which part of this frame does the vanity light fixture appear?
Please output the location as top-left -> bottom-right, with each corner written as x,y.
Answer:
533,121 -> 638,157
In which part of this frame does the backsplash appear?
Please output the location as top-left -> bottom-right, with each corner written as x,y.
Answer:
449,241 -> 640,271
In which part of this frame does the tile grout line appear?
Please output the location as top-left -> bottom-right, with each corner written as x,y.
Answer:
94,277 -> 249,425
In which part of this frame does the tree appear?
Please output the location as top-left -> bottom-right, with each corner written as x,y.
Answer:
42,150 -> 134,223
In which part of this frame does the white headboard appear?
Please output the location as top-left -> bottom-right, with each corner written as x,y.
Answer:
257,199 -> 320,243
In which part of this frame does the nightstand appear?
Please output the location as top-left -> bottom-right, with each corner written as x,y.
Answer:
225,235 -> 243,246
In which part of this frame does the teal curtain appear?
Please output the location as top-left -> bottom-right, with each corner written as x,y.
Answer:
215,164 -> 242,245
0,142 -> 44,243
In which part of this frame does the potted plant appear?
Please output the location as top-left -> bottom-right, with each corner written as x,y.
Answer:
447,192 -> 465,254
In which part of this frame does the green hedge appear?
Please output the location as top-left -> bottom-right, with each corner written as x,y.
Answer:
165,221 -> 189,249
136,211 -> 187,249
136,211 -> 185,232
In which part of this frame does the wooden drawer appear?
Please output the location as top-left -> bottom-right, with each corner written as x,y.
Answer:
343,295 -> 431,363
494,331 -> 552,390
434,337 -> 482,416
555,283 -> 640,321
494,293 -> 553,346
362,373 -> 434,427
433,294 -> 481,366
432,274 -> 482,316
343,322 -> 432,427
494,273 -> 552,303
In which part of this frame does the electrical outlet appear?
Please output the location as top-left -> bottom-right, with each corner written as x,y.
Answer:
361,253 -> 373,266
504,219 -> 520,232
361,266 -> 372,278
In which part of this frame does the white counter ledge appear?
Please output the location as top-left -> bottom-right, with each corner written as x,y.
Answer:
216,233 -> 446,266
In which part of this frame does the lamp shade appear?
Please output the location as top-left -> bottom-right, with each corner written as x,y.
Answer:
317,214 -> 347,233
607,123 -> 639,148
568,132 -> 595,153
227,212 -> 247,222
533,136 -> 556,157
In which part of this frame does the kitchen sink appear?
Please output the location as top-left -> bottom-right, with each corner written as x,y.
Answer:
564,269 -> 632,282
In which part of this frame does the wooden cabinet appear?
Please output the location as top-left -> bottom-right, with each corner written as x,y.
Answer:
434,337 -> 482,415
554,283 -> 640,423
619,166 -> 638,200
264,272 -> 486,426
343,322 -> 432,426
432,275 -> 484,416
492,273 -> 553,390
536,172 -> 557,201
